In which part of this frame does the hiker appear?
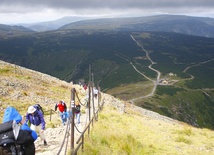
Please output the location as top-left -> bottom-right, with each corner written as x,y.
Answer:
25,106 -> 47,146
83,83 -> 87,92
55,100 -> 67,125
74,101 -> 81,124
93,87 -> 98,99
0,106 -> 38,155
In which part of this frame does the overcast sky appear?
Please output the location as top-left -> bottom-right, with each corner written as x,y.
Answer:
1,0 -> 214,24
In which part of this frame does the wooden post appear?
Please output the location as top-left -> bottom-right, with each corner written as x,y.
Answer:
88,64 -> 91,134
91,73 -> 95,119
98,86 -> 101,109
50,109 -> 52,121
71,88 -> 76,151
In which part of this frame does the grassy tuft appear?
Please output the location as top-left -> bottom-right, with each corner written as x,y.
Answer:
175,136 -> 192,144
175,126 -> 193,136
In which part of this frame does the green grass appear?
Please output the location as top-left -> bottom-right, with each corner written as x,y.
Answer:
79,107 -> 157,155
77,105 -> 214,155
175,136 -> 192,144
0,68 -> 10,74
106,81 -> 153,100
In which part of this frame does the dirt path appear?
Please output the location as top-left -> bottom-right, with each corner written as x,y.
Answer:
128,35 -> 161,102
35,97 -> 99,155
183,58 -> 214,80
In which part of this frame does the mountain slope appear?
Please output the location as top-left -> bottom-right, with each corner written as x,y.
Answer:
0,24 -> 34,38
0,60 -> 214,155
21,16 -> 91,32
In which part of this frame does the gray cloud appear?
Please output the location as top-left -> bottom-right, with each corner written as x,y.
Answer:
0,0 -> 214,24
1,0 -> 214,11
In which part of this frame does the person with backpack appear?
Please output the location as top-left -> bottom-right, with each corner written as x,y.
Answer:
0,106 -> 38,155
55,100 -> 67,126
25,105 -> 47,146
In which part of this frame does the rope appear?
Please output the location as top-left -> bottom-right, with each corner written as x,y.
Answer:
55,81 -> 101,154
57,118 -> 70,155
75,91 -> 87,107
74,123 -> 83,133
64,122 -> 71,155
85,105 -> 89,128
57,113 -> 73,155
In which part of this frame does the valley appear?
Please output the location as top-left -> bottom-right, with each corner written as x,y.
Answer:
0,17 -> 214,129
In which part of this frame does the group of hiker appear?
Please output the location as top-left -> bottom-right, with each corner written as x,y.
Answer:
0,99 -> 81,155
55,100 -> 81,125
82,83 -> 99,99
0,106 -> 43,155
0,82 -> 99,155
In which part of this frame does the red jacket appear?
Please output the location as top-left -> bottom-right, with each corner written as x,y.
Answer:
55,101 -> 67,112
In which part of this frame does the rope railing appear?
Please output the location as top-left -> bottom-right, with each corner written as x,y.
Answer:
54,87 -> 99,154
57,118 -> 71,155
75,90 -> 88,107
53,64 -> 104,155
73,91 -> 104,155
44,99 -> 97,154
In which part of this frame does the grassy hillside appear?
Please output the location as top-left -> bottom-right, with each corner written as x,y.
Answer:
79,101 -> 214,155
0,24 -> 34,38
0,60 -> 214,155
0,60 -> 78,120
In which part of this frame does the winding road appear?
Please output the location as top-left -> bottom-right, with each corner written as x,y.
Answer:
116,35 -> 214,103
115,35 -> 161,103
129,35 -> 161,102
183,58 -> 214,80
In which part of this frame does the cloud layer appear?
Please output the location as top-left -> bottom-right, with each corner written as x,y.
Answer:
1,0 -> 214,24
1,0 -> 214,9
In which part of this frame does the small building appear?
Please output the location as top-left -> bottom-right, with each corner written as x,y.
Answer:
169,72 -> 174,76
162,80 -> 168,84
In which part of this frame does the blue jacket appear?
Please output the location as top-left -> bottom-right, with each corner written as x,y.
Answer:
25,109 -> 46,130
3,106 -> 38,141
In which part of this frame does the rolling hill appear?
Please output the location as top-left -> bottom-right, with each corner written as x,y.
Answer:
0,24 -> 34,38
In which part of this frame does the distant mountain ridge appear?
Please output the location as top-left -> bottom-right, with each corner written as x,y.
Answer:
0,24 -> 34,38
59,15 -> 214,38
1,15 -> 214,37
20,16 -> 92,32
